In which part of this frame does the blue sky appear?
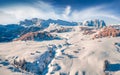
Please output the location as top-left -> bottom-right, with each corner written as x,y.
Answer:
0,0 -> 120,24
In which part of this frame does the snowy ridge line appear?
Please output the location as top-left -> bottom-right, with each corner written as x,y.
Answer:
46,38 -> 72,75
33,44 -> 58,75
8,44 -> 57,75
46,48 -> 66,75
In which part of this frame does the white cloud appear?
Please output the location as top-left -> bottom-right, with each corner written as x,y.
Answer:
68,5 -> 120,24
0,4 -> 60,24
0,1 -> 120,25
71,6 -> 104,20
62,6 -> 71,19
0,11 -> 18,24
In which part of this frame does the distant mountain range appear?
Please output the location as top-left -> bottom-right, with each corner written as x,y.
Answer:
0,18 -> 106,42
83,19 -> 106,28
19,18 -> 77,27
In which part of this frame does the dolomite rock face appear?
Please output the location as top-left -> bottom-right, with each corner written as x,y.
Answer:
83,19 -> 106,28
15,31 -> 58,41
92,26 -> 120,39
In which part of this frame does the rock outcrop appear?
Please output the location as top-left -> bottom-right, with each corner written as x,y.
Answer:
83,19 -> 106,28
92,26 -> 120,39
14,31 -> 59,41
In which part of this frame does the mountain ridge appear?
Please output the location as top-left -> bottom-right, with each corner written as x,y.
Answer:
0,18 -> 113,42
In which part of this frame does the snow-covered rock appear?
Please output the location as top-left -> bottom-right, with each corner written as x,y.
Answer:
83,19 -> 106,28
44,23 -> 73,33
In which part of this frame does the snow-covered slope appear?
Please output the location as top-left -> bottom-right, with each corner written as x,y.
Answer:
0,26 -> 120,75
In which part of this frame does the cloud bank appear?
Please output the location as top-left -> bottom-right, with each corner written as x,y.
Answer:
0,1 -> 120,25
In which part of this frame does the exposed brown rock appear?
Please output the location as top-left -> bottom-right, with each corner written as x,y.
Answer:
14,31 -> 55,41
92,26 -> 120,39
